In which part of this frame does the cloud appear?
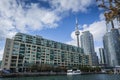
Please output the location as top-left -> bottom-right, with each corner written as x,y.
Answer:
0,0 -> 60,40
99,13 -> 105,20
0,0 -> 93,41
85,20 -> 106,42
67,20 -> 106,42
66,40 -> 77,46
50,0 -> 93,12
0,48 -> 4,60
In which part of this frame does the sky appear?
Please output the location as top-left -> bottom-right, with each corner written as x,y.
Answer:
0,0 -> 108,60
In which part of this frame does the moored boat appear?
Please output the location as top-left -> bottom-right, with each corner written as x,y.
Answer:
67,69 -> 81,75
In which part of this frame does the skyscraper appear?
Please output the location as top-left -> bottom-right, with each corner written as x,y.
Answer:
99,48 -> 106,66
80,31 -> 98,66
103,28 -> 120,67
103,32 -> 111,67
118,28 -> 120,35
80,31 -> 94,55
75,18 -> 80,47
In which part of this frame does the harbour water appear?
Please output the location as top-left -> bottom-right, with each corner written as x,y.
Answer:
0,74 -> 120,80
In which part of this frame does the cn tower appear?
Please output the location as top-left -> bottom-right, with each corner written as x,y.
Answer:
75,18 -> 80,47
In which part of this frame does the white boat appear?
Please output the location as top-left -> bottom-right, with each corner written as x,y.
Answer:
67,69 -> 81,75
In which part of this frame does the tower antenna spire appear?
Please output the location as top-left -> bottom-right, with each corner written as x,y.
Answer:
75,17 -> 80,47
75,17 -> 79,30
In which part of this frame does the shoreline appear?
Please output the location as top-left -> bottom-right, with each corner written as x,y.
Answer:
0,72 -> 66,78
0,72 -> 108,78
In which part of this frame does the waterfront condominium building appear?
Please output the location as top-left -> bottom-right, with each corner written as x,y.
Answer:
80,31 -> 98,66
103,28 -> 120,67
1,33 -> 90,72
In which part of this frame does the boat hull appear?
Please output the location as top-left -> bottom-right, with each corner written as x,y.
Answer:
67,73 -> 81,75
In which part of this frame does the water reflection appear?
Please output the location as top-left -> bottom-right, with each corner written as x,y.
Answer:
0,74 -> 120,80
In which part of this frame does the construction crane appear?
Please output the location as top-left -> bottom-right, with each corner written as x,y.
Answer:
96,0 -> 120,28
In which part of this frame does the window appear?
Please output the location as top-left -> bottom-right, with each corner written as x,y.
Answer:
5,63 -> 8,65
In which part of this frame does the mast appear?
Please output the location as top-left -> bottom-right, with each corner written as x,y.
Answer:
75,18 -> 80,47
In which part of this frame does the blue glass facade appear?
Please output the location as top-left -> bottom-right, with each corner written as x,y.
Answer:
103,29 -> 120,67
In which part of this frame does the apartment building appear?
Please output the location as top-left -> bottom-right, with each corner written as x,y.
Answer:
1,33 -> 91,72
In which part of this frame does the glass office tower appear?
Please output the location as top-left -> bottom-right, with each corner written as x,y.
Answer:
80,31 -> 98,66
103,29 -> 120,67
